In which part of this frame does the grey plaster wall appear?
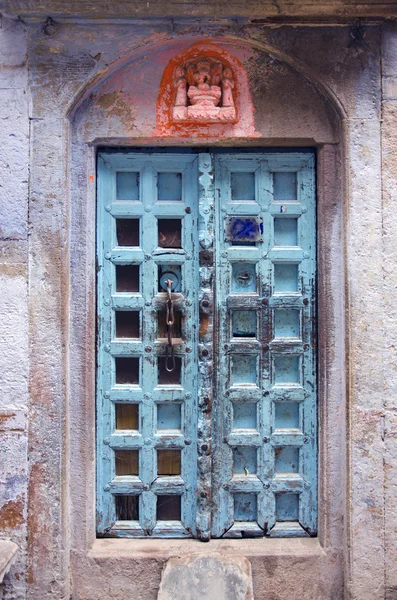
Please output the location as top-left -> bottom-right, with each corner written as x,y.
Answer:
0,16 -> 29,600
381,22 -> 397,600
0,13 -> 395,600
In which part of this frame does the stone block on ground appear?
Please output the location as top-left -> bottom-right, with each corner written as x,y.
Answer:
157,552 -> 254,600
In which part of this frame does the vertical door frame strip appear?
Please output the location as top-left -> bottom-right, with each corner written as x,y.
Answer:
196,153 -> 215,540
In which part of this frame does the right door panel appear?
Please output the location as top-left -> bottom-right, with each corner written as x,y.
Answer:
212,152 -> 317,538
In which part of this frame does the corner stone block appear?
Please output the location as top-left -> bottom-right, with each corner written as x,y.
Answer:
157,552 -> 254,600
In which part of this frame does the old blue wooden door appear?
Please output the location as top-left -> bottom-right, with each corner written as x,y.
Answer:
211,153 -> 317,538
96,153 -> 199,537
96,150 -> 317,539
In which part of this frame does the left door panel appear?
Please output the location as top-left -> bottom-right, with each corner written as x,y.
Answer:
96,153 -> 199,538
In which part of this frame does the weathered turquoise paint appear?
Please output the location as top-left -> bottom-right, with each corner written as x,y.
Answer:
212,153 -> 317,538
97,153 -> 199,537
97,150 -> 317,538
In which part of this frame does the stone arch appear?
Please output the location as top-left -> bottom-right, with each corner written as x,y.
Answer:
68,35 -> 343,144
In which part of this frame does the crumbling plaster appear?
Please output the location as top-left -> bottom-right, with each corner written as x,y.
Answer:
0,12 -> 395,600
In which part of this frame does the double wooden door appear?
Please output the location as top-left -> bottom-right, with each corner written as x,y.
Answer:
96,150 -> 317,539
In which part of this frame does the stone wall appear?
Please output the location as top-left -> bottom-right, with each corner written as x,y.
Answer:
381,22 -> 397,600
0,11 -> 396,600
0,16 -> 29,600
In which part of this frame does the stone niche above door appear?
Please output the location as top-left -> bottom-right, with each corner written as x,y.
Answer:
172,57 -> 236,123
154,42 -> 258,137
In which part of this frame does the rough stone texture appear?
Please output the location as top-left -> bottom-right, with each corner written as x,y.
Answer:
158,553 -> 253,600
0,541 -> 18,582
0,541 -> 18,600
0,9 -> 396,600
71,538 -> 339,600
0,16 -> 29,600
345,117 -> 385,600
382,21 -> 397,600
27,115 -> 69,600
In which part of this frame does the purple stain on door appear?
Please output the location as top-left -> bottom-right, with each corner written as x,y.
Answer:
225,217 -> 263,242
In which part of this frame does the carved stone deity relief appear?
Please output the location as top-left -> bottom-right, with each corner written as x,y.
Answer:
172,58 -> 236,123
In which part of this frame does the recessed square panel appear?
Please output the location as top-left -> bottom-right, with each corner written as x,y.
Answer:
233,403 -> 257,429
273,355 -> 300,385
232,311 -> 257,338
158,219 -> 182,248
116,357 -> 139,385
274,218 -> 298,246
157,495 -> 181,520
116,311 -> 140,339
231,263 -> 257,293
116,265 -> 140,293
157,450 -> 181,476
232,355 -> 258,385
115,495 -> 139,520
273,172 -> 297,200
116,404 -> 139,430
225,217 -> 262,243
157,404 -> 181,430
274,402 -> 299,429
274,264 -> 298,293
158,172 -> 182,201
274,309 -> 300,339
116,219 -> 140,246
275,447 -> 299,474
233,447 -> 257,475
234,493 -> 257,521
116,172 -> 140,201
158,357 -> 182,385
115,450 -> 139,476
231,172 -> 255,201
276,493 -> 299,521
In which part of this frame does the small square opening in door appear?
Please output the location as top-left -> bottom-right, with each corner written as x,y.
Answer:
116,265 -> 140,292
231,355 -> 258,385
157,450 -> 181,476
234,493 -> 257,522
116,219 -> 140,246
158,357 -> 182,385
116,311 -> 140,338
231,172 -> 255,201
157,172 -> 182,201
115,357 -> 140,385
115,450 -> 139,476
116,404 -> 139,430
233,402 -> 257,429
116,172 -> 140,201
115,495 -> 139,520
157,404 -> 182,430
231,311 -> 257,338
273,172 -> 297,200
157,495 -> 181,520
158,219 -> 182,248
